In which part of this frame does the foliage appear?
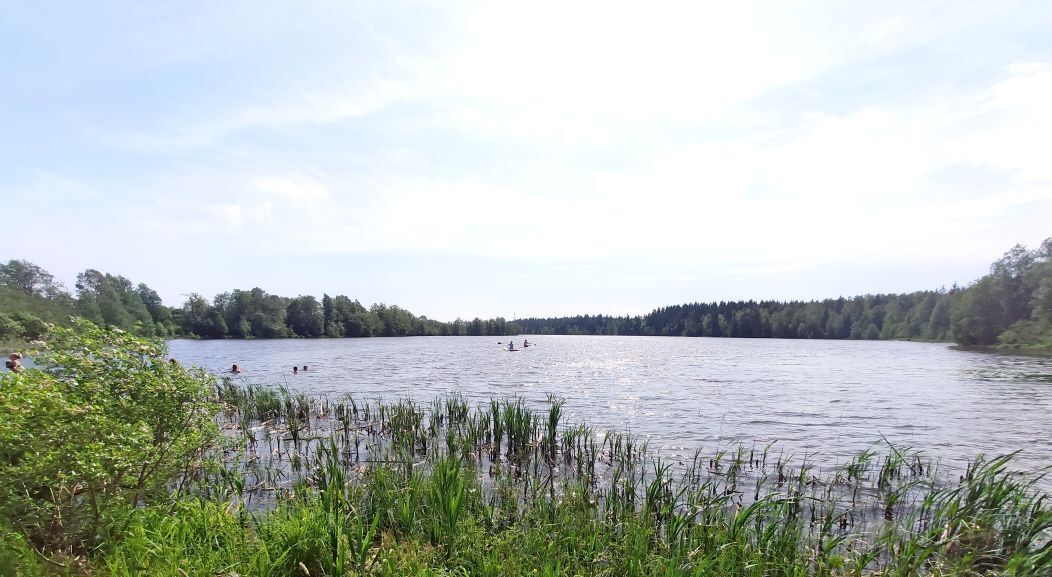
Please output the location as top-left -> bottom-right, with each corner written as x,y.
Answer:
212,287 -> 290,338
0,259 -> 65,299
0,282 -> 76,344
72,384 -> 1052,575
180,292 -> 229,338
287,295 -> 324,337
0,320 -> 220,554
0,260 -> 173,340
0,523 -> 45,577
3,330 -> 1051,575
0,313 -> 25,342
520,291 -> 957,341
952,238 -> 1052,348
519,237 -> 1052,350
74,269 -> 172,337
4,237 -> 1051,347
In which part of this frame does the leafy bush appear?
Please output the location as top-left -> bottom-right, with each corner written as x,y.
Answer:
998,319 -> 1052,350
0,319 -> 220,554
9,313 -> 46,340
0,313 -> 23,341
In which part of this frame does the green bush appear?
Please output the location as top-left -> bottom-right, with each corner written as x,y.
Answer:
9,313 -> 46,340
0,523 -> 44,577
0,314 -> 23,341
998,319 -> 1052,350
0,319 -> 220,554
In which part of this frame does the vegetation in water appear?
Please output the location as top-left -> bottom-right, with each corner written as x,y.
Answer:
1,323 -> 1050,575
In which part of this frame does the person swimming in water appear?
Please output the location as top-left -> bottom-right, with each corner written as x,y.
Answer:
5,353 -> 22,372
231,364 -> 243,374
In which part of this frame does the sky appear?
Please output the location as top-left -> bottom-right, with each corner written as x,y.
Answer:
2,1 -> 1052,321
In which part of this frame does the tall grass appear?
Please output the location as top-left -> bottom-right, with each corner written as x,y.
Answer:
26,381 -> 1052,575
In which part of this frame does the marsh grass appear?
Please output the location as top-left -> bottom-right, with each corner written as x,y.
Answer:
16,378 -> 1052,576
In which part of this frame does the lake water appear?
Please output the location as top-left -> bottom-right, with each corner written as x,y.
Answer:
169,336 -> 1052,479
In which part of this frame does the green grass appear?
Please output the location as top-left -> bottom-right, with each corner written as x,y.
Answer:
8,382 -> 1052,575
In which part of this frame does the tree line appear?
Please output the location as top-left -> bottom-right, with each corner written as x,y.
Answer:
2,236 -> 1050,348
0,260 -> 520,342
519,237 -> 1052,350
517,290 -> 956,341
181,289 -> 519,339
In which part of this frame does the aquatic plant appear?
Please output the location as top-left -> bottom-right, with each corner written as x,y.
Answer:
121,380 -> 1045,576
2,328 -> 1050,575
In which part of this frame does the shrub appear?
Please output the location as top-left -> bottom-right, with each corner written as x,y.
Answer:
0,314 -> 23,341
0,319 -> 220,553
9,313 -> 46,340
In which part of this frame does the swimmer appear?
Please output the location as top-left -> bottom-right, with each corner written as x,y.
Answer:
5,353 -> 22,372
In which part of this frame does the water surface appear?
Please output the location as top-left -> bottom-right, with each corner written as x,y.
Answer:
169,336 -> 1052,478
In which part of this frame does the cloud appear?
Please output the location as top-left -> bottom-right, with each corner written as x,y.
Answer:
256,174 -> 331,201
951,62 -> 1052,182
6,1 -> 1052,316
44,54 -> 1052,276
97,59 -> 1052,271
104,83 -> 411,153
715,265 -> 806,277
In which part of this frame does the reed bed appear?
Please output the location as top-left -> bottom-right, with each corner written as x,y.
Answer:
84,380 -> 1052,575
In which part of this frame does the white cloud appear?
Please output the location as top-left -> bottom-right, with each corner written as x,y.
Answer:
952,62 -> 1052,182
256,175 -> 331,201
9,1 -> 1052,314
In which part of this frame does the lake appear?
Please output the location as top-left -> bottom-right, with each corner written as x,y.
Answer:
169,336 -> 1052,479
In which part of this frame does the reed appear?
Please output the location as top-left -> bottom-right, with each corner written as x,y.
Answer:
17,381 -> 1051,576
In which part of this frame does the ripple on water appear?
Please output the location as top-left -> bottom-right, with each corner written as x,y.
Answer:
168,335 -> 1052,489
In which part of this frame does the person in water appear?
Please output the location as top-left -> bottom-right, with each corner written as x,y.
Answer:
5,353 -> 22,372
231,364 -> 243,374
523,339 -> 530,347
293,366 -> 298,374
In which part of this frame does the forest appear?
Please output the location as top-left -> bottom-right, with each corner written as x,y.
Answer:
0,263 -> 520,342
1,237 -> 1050,349
521,238 -> 1052,350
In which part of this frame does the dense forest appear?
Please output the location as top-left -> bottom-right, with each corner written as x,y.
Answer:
519,237 -> 1052,350
0,261 -> 520,343
1,237 -> 1050,349
518,290 -> 956,341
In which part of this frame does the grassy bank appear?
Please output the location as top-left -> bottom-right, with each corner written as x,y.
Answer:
2,323 -> 1050,576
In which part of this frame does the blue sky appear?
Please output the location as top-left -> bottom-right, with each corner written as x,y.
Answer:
3,1 -> 1051,320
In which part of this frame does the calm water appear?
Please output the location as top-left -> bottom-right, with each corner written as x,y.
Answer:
169,336 -> 1052,478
